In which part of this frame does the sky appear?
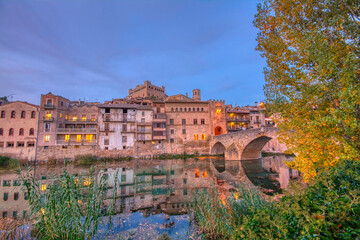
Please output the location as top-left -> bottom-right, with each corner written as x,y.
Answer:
0,0 -> 266,106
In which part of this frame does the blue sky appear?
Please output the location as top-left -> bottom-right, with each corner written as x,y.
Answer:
0,0 -> 266,106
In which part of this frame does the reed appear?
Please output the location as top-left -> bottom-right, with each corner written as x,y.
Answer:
19,165 -> 119,240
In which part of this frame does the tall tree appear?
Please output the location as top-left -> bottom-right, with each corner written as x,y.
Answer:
254,0 -> 360,181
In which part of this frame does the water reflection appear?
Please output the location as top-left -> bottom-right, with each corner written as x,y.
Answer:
0,156 -> 298,221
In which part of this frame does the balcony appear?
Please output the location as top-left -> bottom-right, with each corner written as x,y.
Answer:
226,118 -> 250,123
44,104 -> 55,109
153,113 -> 166,122
153,135 -> 166,140
137,136 -> 152,141
137,121 -> 152,125
56,128 -> 97,133
56,140 -> 96,145
153,127 -> 166,132
64,119 -> 97,123
137,129 -> 152,133
43,117 -> 54,122
99,128 -> 115,132
254,121 -> 262,124
122,128 -> 136,133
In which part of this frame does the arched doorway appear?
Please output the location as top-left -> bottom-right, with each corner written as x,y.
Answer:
214,126 -> 222,136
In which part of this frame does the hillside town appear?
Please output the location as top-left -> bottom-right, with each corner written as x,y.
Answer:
0,80 -> 278,162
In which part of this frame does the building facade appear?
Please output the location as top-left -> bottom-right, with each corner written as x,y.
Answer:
0,101 -> 39,160
128,80 -> 166,99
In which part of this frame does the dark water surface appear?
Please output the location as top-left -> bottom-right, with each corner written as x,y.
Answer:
0,156 -> 297,239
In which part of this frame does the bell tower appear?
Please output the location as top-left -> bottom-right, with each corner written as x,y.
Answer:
192,89 -> 201,101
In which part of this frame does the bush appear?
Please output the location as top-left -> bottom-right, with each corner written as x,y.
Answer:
0,155 -> 19,169
193,160 -> 360,239
74,154 -> 98,165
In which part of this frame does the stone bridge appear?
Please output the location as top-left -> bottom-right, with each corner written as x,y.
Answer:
210,127 -> 278,160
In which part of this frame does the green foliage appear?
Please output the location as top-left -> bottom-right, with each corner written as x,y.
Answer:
0,155 -> 19,169
158,232 -> 172,240
254,0 -> 360,181
192,160 -> 360,239
19,166 -> 118,240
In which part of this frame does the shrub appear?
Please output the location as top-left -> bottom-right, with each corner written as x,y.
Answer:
0,155 -> 19,169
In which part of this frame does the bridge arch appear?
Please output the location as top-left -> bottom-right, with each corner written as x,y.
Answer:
226,143 -> 239,160
240,136 -> 272,160
211,142 -> 226,155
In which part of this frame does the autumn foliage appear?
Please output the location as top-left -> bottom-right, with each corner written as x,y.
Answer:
254,0 -> 360,181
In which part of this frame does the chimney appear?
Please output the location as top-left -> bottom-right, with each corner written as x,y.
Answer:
255,102 -> 258,107
186,92 -> 188,97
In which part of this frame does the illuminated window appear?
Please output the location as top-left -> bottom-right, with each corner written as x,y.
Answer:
45,111 -> 52,119
91,115 -> 96,121
65,135 -> 69,143
60,113 -> 62,118
72,115 -> 77,121
202,134 -> 206,140
82,115 -> 86,121
41,184 -> 46,191
203,171 -> 207,178
65,115 -> 68,120
86,134 -> 93,143
76,135 -> 81,142
195,170 -> 200,178
194,134 -> 198,140
216,108 -> 221,114
44,135 -> 50,142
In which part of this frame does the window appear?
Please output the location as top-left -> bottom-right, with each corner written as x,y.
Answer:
29,128 -> 34,136
183,189 -> 188,195
121,175 -> 126,182
1,111 -> 4,118
3,212 -> 7,218
170,138 -> 174,143
60,101 -> 64,106
202,134 -> 206,140
13,211 -> 18,218
193,119 -> 197,125
180,108 -> 182,112
21,111 -> 25,118
182,119 -> 186,125
197,108 -> 199,111
91,115 -> 96,121
0,142 -> 3,148
0,128 -> 2,136
65,135 -> 69,143
201,108 -> 204,111
188,108 -> 191,111
3,193 -> 8,201
27,142 -> 35,147
122,136 -> 127,143
141,118 -> 145,122
122,124 -> 127,132
182,129 -> 186,134
195,170 -> 200,178
3,180 -> 10,186
175,108 -> 178,112
31,111 -> 36,118
14,192 -> 19,201
194,134 -> 198,140
13,180 -> 20,186
44,135 -> 50,142
76,135 -> 81,142
45,111 -> 52,120
203,171 -> 208,177
183,178 -> 187,184
45,123 -> 51,132
170,129 -> 174,134
41,184 -> 46,191
86,134 -> 93,143
23,211 -> 27,218
11,111 -> 15,118
17,142 -> 24,147
169,119 -> 174,125
201,119 -> 205,124
7,142 -> 14,147
184,108 -> 187,112
104,139 -> 109,145
171,108 -> 174,112
19,128 -> 24,136
170,170 -> 174,175
142,111 -> 145,116
72,115 -> 77,121
82,115 -> 86,121
9,128 -> 14,136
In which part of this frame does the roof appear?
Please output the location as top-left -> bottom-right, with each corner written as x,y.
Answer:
0,101 -> 39,108
97,103 -> 139,109
166,94 -> 206,103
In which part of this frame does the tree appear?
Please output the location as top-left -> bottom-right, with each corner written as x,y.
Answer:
254,0 -> 360,181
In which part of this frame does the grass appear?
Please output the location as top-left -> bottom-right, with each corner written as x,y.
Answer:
74,154 -> 133,165
0,218 -> 31,239
261,151 -> 295,157
19,165 -> 119,240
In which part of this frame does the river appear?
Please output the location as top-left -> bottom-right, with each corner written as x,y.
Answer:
0,156 -> 298,239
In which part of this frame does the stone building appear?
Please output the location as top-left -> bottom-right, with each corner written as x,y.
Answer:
128,80 -> 166,99
0,101 -> 39,160
36,93 -> 99,161
165,90 -> 211,154
97,104 -> 137,151
208,100 -> 227,136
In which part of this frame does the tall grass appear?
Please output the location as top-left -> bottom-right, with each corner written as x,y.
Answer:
19,165 -> 119,240
192,185 -> 269,239
0,218 -> 31,239
0,155 -> 20,169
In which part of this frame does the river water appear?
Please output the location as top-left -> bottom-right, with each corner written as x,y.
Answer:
0,156 -> 298,239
